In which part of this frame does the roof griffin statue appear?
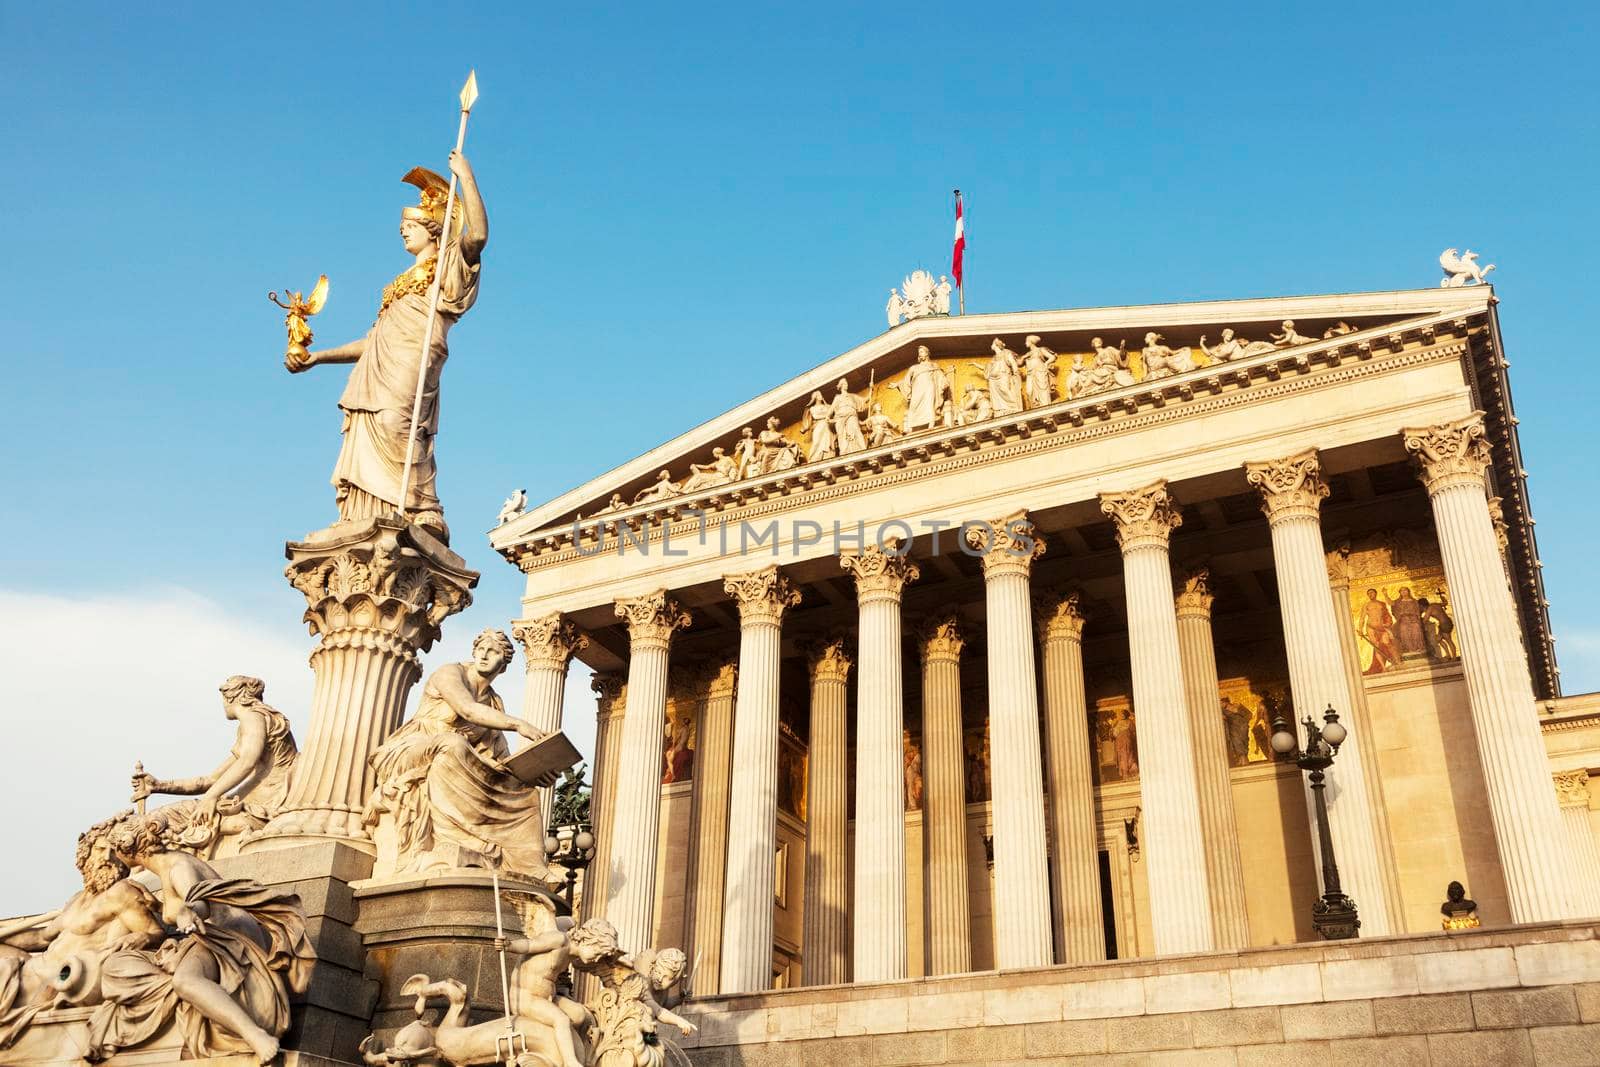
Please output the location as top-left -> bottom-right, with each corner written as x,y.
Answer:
277,76 -> 487,546
1439,247 -> 1495,287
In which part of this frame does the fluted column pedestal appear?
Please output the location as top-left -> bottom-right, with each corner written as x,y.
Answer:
685,661 -> 737,995
967,514 -> 1053,969
1036,590 -> 1104,964
1405,415 -> 1577,921
720,567 -> 800,993
606,591 -> 691,954
513,613 -> 587,828
840,541 -> 920,982
918,613 -> 971,975
1247,450 -> 1394,937
802,638 -> 853,986
1173,568 -> 1250,949
247,518 -> 477,851
1100,483 -> 1214,955
1554,772 -> 1600,917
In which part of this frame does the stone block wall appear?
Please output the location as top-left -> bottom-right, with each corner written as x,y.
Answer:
675,923 -> 1600,1066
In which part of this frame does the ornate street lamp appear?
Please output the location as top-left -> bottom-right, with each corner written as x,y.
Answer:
1271,705 -> 1360,940
543,764 -> 596,910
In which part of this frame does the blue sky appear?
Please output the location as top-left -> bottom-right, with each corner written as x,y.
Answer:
3,2 -> 1598,901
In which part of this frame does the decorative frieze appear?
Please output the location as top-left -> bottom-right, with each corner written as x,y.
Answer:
1402,412 -> 1493,495
1245,448 -> 1329,525
1100,481 -> 1182,553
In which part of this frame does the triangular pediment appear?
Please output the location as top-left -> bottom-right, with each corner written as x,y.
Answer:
492,287 -> 1494,550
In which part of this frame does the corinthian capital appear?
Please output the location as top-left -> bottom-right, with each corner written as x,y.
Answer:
1034,589 -> 1087,643
806,635 -> 854,685
704,659 -> 739,698
919,611 -> 965,663
723,565 -> 802,627
512,612 -> 588,672
1326,542 -> 1352,588
1099,481 -> 1182,553
1402,412 -> 1492,495
965,511 -> 1046,579
1245,448 -> 1328,525
840,539 -> 921,603
1173,565 -> 1214,618
1554,770 -> 1591,809
591,672 -> 626,717
615,590 -> 692,651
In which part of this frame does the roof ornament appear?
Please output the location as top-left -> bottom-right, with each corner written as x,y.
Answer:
1439,248 -> 1495,287
886,269 -> 952,327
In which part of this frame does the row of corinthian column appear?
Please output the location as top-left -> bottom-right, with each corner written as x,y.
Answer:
510,410 -> 1576,995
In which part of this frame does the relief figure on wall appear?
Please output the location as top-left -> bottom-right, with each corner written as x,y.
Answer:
1353,574 -> 1459,675
777,732 -> 807,821
903,730 -> 924,812
894,347 -> 947,432
802,391 -> 837,463
975,340 -> 1024,416
661,702 -> 694,785
1093,700 -> 1139,783
963,727 -> 990,803
1021,335 -> 1056,409
830,378 -> 871,455
1221,696 -> 1253,767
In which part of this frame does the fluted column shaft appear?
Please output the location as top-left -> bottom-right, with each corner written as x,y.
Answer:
1100,483 -> 1214,955
919,615 -> 971,975
720,568 -> 800,994
841,542 -> 920,982
1173,569 -> 1251,949
1037,592 -> 1105,964
1247,450 -> 1394,936
802,639 -> 853,986
1555,773 -> 1600,917
967,515 -> 1053,969
514,613 -> 588,828
686,663 -> 737,995
1325,546 -> 1408,925
575,673 -> 624,1005
607,592 -> 691,954
1405,415 -> 1576,921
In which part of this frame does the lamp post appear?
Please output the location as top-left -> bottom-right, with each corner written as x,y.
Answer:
1271,704 -> 1360,940
543,765 -> 596,910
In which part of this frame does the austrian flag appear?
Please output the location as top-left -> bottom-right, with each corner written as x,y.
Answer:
951,192 -> 966,290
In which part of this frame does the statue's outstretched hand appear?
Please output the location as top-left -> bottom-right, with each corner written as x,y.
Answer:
285,349 -> 313,373
130,770 -> 156,802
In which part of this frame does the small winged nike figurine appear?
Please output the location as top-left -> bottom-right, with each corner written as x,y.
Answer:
270,274 -> 329,370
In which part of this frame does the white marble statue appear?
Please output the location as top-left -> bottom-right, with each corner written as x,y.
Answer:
1022,335 -> 1057,408
731,426 -> 760,481
1139,332 -> 1195,380
632,470 -> 680,505
757,417 -> 802,474
975,339 -> 1024,416
1271,319 -> 1314,347
894,347 -> 947,432
802,391 -> 837,463
1072,336 -> 1134,397
1440,247 -> 1495,287
569,921 -> 695,1067
286,152 -> 488,545
958,382 -> 993,424
831,378 -> 872,455
885,269 -> 947,325
129,676 -> 299,855
1198,328 -> 1277,363
867,404 -> 902,448
497,489 -> 527,526
679,447 -> 737,493
1323,320 -> 1359,338
363,630 -> 558,882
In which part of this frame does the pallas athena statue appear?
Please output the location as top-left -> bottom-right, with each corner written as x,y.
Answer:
286,150 -> 487,544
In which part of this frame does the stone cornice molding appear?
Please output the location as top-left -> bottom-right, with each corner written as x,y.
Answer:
839,540 -> 921,604
1402,412 -> 1493,496
1173,566 -> 1215,619
918,611 -> 966,664
591,672 -> 626,718
806,635 -> 854,686
1035,589 -> 1087,643
723,565 -> 801,628
1100,481 -> 1182,554
614,590 -> 692,652
965,511 -> 1046,580
1245,448 -> 1329,526
1554,770 -> 1591,809
511,612 -> 588,673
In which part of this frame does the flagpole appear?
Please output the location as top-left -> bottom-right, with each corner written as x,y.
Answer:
397,70 -> 480,523
953,189 -> 966,316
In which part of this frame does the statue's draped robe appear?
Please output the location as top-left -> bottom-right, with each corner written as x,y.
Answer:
363,665 -> 548,880
804,401 -> 836,462
84,880 -> 313,1060
986,352 -> 1023,415
832,394 -> 869,455
901,362 -> 942,430
1024,353 -> 1053,408
333,232 -> 480,525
